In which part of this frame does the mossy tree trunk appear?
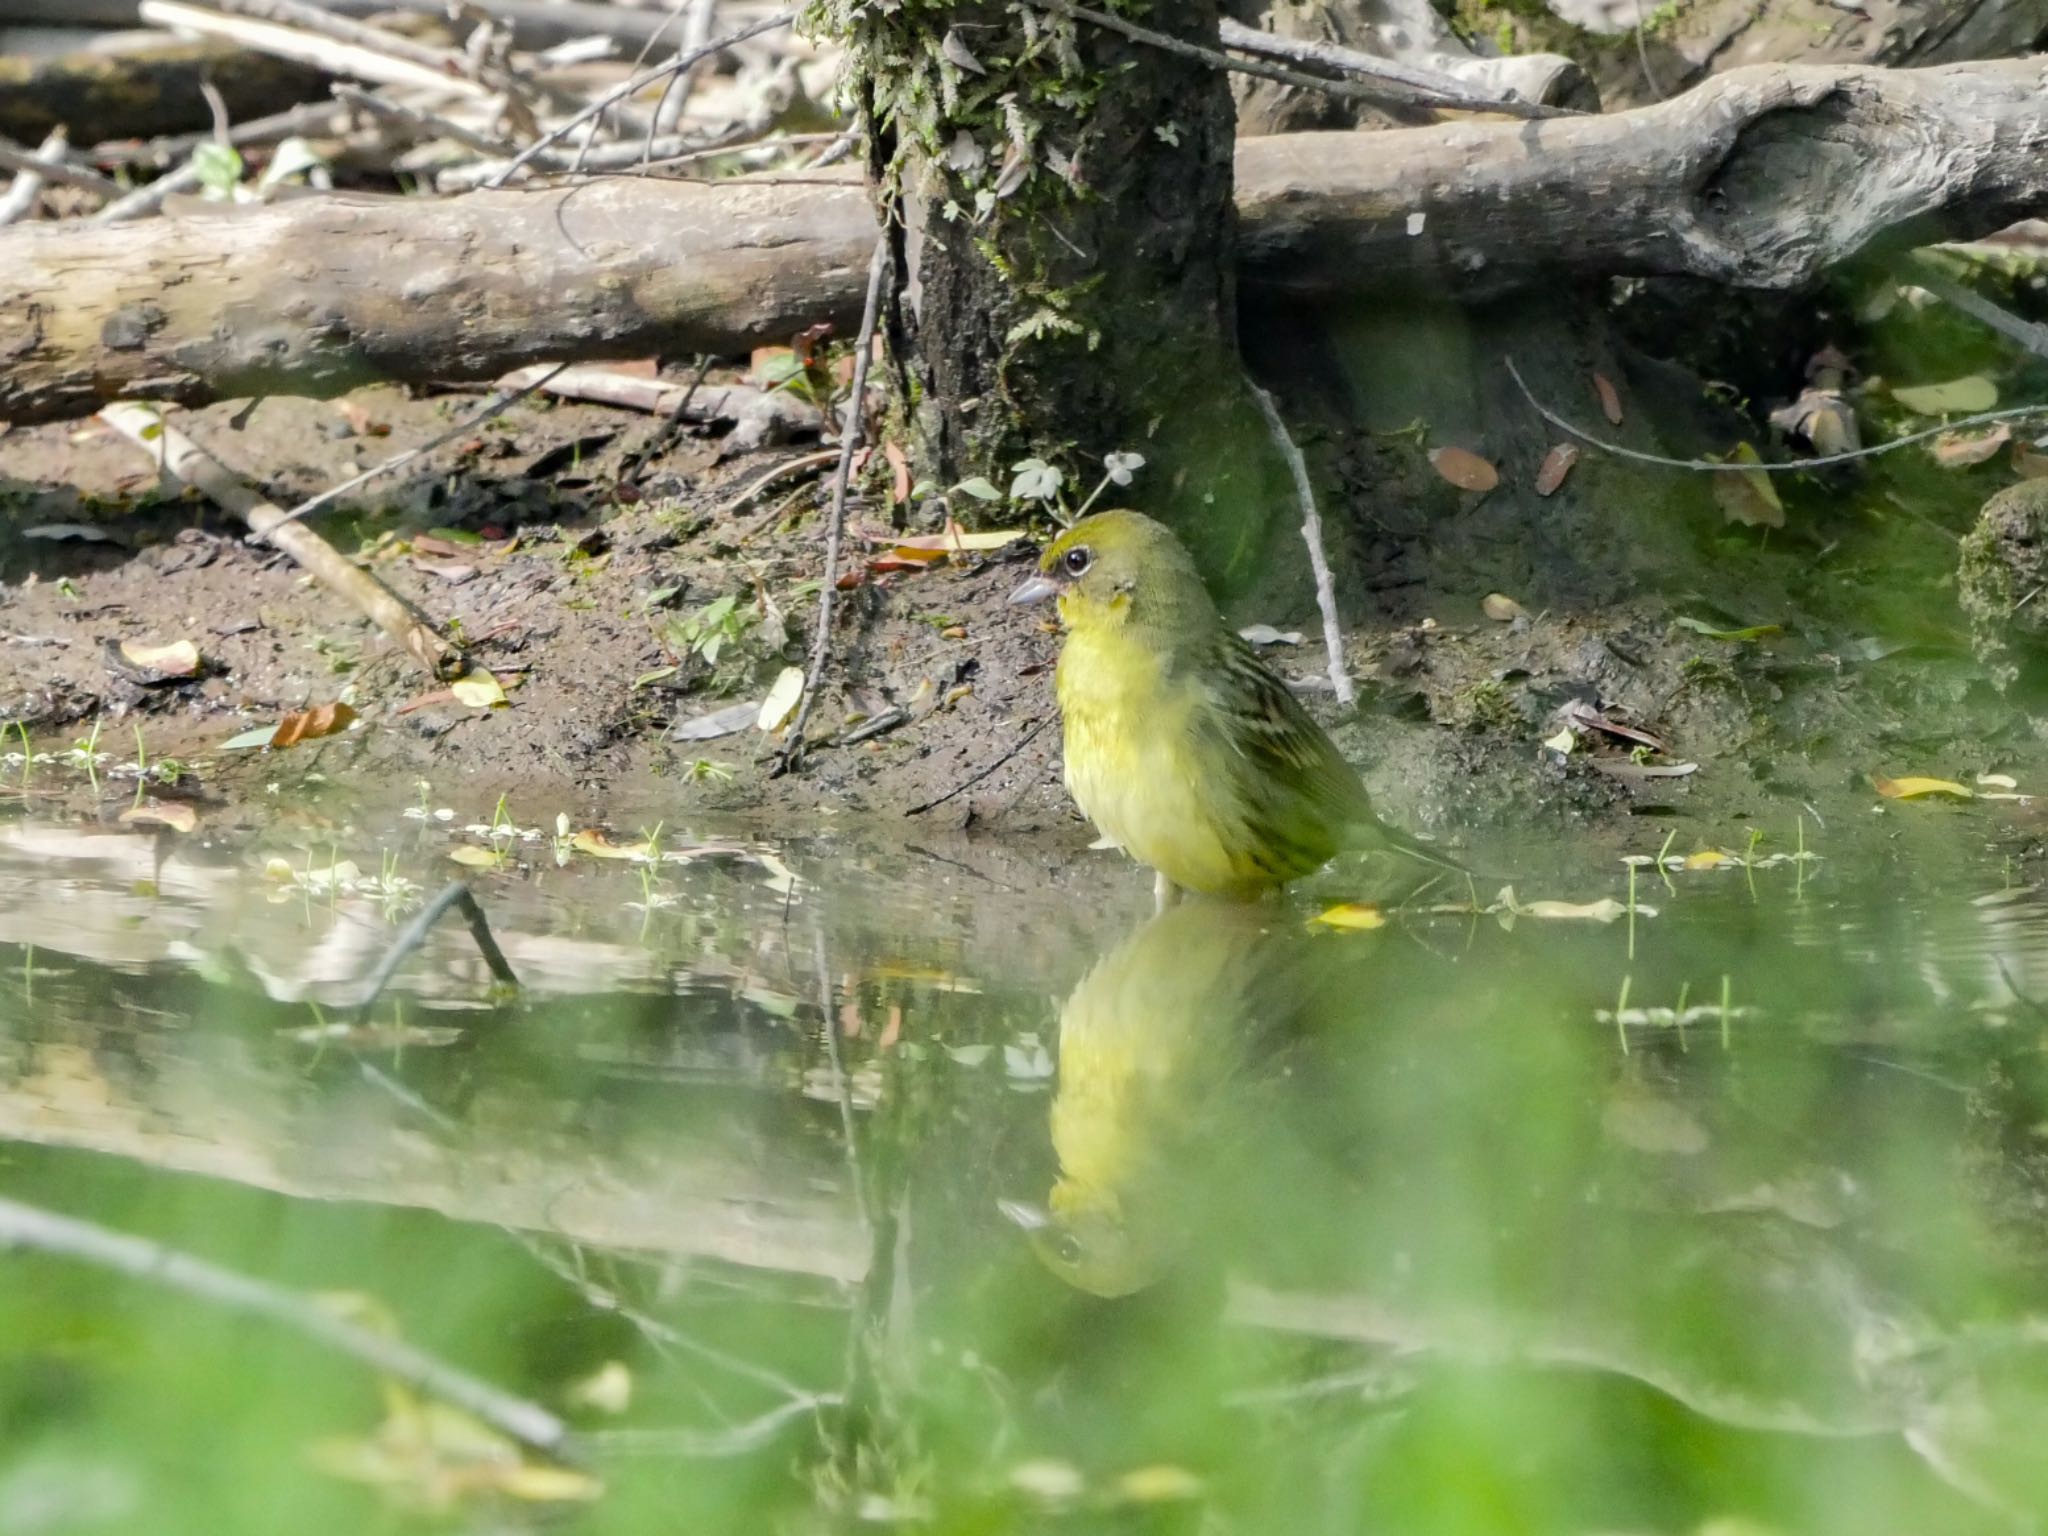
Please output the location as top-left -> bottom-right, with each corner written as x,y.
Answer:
813,0 -> 1297,598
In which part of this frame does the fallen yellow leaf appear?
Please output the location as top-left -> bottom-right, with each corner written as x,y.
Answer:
1682,850 -> 1736,870
1312,901 -> 1387,931
757,666 -> 805,732
450,670 -> 508,709
1872,774 -> 1973,801
569,829 -> 654,859
447,846 -> 505,868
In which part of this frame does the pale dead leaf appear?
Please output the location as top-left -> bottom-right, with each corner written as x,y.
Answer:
449,670 -> 508,709
1534,443 -> 1578,496
1714,442 -> 1785,528
1892,375 -> 1998,415
1429,446 -> 1498,493
1481,593 -> 1527,622
119,639 -> 201,677
120,801 -> 199,833
1930,422 -> 2010,468
1593,372 -> 1623,426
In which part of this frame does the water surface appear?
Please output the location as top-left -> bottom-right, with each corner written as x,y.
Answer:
2,800 -> 2046,1535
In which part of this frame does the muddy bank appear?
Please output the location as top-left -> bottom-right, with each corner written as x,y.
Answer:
3,334 -> 2048,875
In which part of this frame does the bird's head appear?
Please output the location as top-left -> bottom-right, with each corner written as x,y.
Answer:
1008,510 -> 1216,637
1002,1180 -> 1180,1300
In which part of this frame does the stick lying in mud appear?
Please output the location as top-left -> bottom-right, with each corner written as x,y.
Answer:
1250,382 -> 1353,707
355,881 -> 519,1018
904,718 -> 1051,817
97,402 -> 464,680
0,1192 -> 571,1457
775,233 -> 889,776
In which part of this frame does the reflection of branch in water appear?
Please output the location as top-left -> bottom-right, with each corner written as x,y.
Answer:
0,1193 -> 568,1456
814,924 -> 872,1229
356,882 -> 518,1018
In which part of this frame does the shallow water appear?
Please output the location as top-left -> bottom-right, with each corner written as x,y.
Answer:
2,798 -> 2047,1535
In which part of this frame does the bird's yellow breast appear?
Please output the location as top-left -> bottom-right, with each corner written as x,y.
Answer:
1054,614 -> 1271,897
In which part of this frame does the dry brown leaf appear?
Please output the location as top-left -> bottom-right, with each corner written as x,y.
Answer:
270,701 -> 356,748
1429,446 -> 1499,493
2013,442 -> 2048,479
1713,443 -> 1785,528
1930,423 -> 2010,468
1534,444 -> 1578,496
1593,372 -> 1623,426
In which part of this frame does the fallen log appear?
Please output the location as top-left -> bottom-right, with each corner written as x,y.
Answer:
0,37 -> 331,144
3,57 -> 2044,427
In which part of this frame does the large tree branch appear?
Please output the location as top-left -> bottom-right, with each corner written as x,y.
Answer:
3,58 -> 2044,426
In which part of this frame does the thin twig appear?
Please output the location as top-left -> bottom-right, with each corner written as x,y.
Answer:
259,363 -> 567,535
1035,0 -> 1565,120
98,402 -> 464,678
139,0 -> 494,98
356,882 -> 518,1018
585,1395 -> 843,1458
1214,17 -> 1567,117
1250,381 -> 1352,706
904,718 -> 1050,816
0,1193 -> 569,1456
644,129 -> 844,172
626,353 -> 716,482
1906,254 -> 2048,365
649,0 -> 717,154
812,923 -> 872,1229
214,0 -> 512,88
438,131 -> 704,190
332,82 -> 518,156
720,449 -> 838,516
92,160 -> 202,223
1631,0 -> 1667,102
1503,355 -> 2048,474
774,234 -> 888,775
0,129 -> 67,225
0,136 -> 117,199
481,8 -> 794,189
92,100 -> 349,168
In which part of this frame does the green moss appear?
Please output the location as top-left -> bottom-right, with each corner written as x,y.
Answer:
1452,679 -> 1525,735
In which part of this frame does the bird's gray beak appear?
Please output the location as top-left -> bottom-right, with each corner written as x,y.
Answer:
998,1198 -> 1052,1231
1008,574 -> 1059,607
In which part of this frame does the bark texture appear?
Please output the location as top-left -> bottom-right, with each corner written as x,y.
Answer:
0,38 -> 331,144
839,1 -> 1257,508
2,59 -> 2045,427
1476,0 -> 2048,111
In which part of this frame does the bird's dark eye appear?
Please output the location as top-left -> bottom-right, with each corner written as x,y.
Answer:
1054,1233 -> 1083,1264
1063,546 -> 1092,576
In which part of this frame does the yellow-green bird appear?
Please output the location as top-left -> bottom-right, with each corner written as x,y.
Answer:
1009,509 -> 1461,903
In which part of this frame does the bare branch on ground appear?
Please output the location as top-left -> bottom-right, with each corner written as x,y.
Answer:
97,402 -> 465,679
